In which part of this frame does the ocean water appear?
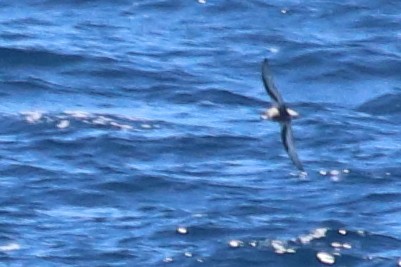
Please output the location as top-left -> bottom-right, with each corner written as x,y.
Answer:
1,0 -> 401,266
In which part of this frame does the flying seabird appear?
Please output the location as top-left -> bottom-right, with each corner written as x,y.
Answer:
260,58 -> 304,172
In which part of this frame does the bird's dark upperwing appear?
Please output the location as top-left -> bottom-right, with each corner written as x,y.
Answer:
261,59 -> 284,105
280,122 -> 304,171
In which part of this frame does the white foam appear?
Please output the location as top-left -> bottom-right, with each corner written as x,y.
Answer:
331,242 -> 342,248
342,243 -> 352,249
141,124 -> 152,129
268,47 -> 279,54
228,239 -> 243,248
330,170 -> 340,176
338,229 -> 347,235
270,240 -> 296,254
57,120 -> 70,129
92,116 -> 112,125
176,226 -> 188,235
331,175 -> 341,182
22,111 -> 43,123
110,121 -> 133,130
64,110 -> 90,119
299,228 -> 328,244
286,248 -> 296,253
163,257 -> 173,263
0,243 -> 20,252
319,170 -> 328,176
357,230 -> 366,236
192,213 -> 206,218
271,240 -> 285,253
316,252 -> 335,265
331,242 -> 352,249
249,241 -> 257,247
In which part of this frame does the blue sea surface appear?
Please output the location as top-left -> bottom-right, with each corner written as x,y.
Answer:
1,1 -> 401,266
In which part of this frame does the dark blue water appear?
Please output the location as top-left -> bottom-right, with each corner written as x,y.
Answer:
1,1 -> 401,266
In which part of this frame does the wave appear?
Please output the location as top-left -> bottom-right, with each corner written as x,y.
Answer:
167,88 -> 265,106
160,227 -> 401,266
0,47 -> 83,67
357,92 -> 401,115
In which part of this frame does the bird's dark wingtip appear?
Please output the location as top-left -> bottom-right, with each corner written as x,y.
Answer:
262,58 -> 269,66
297,165 -> 305,172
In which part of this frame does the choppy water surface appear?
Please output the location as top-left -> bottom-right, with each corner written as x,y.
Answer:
1,1 -> 401,266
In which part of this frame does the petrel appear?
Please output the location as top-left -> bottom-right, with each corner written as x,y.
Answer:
260,59 -> 304,171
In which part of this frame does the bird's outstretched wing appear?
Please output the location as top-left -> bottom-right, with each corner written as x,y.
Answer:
280,122 -> 304,171
261,58 -> 284,105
